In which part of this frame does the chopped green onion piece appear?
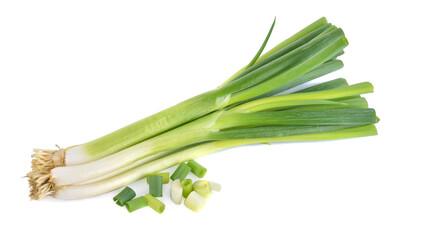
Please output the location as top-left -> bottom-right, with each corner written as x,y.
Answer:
113,187 -> 135,207
193,180 -> 211,199
144,193 -> 165,214
187,160 -> 207,178
146,172 -> 170,184
125,196 -> 148,213
170,163 -> 191,181
185,191 -> 208,212
148,175 -> 163,197
181,179 -> 193,198
209,182 -> 221,192
170,179 -> 183,205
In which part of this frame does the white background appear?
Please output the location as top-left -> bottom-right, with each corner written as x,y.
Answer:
1,0 -> 426,239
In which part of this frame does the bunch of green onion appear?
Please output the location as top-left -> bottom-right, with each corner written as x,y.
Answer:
27,17 -> 379,201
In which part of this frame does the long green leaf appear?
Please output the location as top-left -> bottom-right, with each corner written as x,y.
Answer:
234,82 -> 372,112
245,17 -> 276,69
297,78 -> 349,93
215,108 -> 377,129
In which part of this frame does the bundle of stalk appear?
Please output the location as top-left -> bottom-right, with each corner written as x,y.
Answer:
27,17 -> 379,200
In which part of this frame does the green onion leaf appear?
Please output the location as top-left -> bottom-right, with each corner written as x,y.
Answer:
170,163 -> 191,181
219,108 -> 378,128
234,82 -> 373,112
294,98 -> 368,111
296,78 -> 349,93
181,179 -> 193,198
144,193 -> 165,214
148,175 -> 163,197
245,17 -> 276,69
113,187 -> 135,207
187,160 -> 207,178
125,196 -> 148,213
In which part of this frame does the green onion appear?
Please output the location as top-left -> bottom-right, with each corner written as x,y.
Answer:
113,187 -> 135,207
125,196 -> 148,213
181,179 -> 193,198
146,172 -> 169,184
184,191 -> 208,212
193,180 -> 212,199
170,163 -> 191,181
209,182 -> 221,192
148,175 -> 163,197
30,29 -> 350,198
28,18 -> 379,202
170,179 -> 183,205
144,194 -> 165,214
187,160 -> 207,178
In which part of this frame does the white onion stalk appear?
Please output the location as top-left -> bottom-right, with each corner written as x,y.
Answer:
75,150 -> 172,185
51,130 -> 214,186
